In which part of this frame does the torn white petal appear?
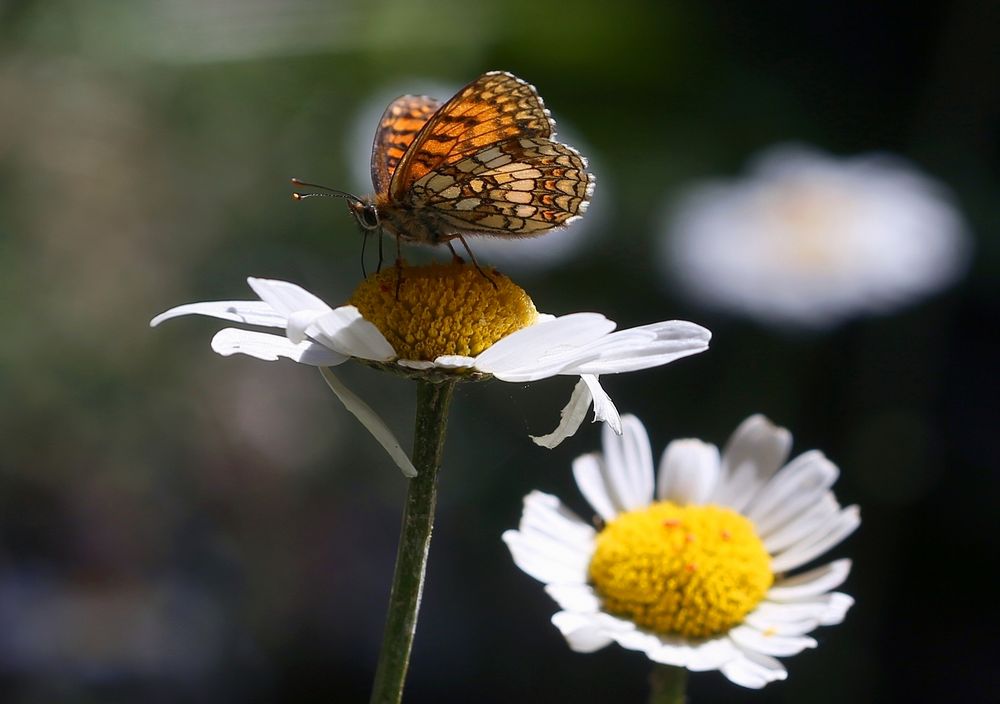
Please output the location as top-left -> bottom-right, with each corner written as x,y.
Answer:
581,375 -> 621,434
530,375 -> 621,449
211,328 -> 346,365
530,377 -> 591,448
319,367 -> 416,478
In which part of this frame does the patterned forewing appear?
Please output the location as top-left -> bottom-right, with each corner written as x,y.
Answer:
389,72 -> 554,201
371,95 -> 440,195
410,136 -> 593,236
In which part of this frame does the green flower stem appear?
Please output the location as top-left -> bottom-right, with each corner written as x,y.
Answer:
369,378 -> 456,704
648,663 -> 688,704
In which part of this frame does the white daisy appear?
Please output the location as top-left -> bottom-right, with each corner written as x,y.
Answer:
660,144 -> 971,328
503,414 -> 859,689
151,262 -> 710,475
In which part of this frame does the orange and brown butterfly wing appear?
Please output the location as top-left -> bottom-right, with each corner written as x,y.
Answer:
388,71 -> 554,202
370,95 -> 440,196
410,136 -> 594,236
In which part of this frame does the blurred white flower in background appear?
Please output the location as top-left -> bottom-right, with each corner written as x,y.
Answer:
659,145 -> 971,329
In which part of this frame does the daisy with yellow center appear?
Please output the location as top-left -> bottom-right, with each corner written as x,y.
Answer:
504,414 -> 860,689
150,262 -> 711,475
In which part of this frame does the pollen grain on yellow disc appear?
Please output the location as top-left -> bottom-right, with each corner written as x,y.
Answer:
347,262 -> 538,361
588,502 -> 773,639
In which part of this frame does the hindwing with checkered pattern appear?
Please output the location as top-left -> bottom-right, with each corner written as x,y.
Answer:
408,136 -> 592,235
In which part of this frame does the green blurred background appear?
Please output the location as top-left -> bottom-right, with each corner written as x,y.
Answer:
1,1 -> 996,702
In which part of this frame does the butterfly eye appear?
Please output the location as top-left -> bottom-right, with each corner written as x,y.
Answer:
360,204 -> 380,230
345,200 -> 380,231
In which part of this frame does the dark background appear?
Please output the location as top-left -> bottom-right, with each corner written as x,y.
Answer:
1,1 -> 997,702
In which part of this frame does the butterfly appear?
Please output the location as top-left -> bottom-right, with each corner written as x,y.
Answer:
293,71 -> 594,264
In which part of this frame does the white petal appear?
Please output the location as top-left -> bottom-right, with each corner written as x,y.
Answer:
539,327 -> 657,373
752,592 -> 854,626
817,592 -> 855,625
656,439 -> 721,505
318,367 -> 416,478
768,559 -> 852,600
761,493 -> 839,553
477,313 -> 617,382
581,375 -> 622,434
503,530 -> 591,584
639,636 -> 692,667
544,583 -> 602,613
746,450 -> 839,528
211,328 -> 346,365
551,611 -> 615,653
719,648 -> 787,689
286,309 -> 331,344
519,491 -> 596,549
728,625 -> 816,656
150,300 -> 286,328
530,376 -> 620,449
530,378 -> 592,449
710,462 -> 759,513
744,611 -> 820,637
770,505 -> 860,572
647,634 -> 738,671
397,359 -> 437,370
566,321 -> 712,375
613,627 -> 668,658
601,415 -> 654,510
246,277 -> 331,316
712,415 -> 792,512
571,453 -> 618,522
431,355 -> 477,369
682,637 -> 741,671
312,306 -> 396,361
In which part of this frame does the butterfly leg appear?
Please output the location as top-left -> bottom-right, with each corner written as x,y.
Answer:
376,228 -> 386,273
456,234 -> 497,289
446,241 -> 465,264
360,230 -> 370,279
393,235 -> 405,299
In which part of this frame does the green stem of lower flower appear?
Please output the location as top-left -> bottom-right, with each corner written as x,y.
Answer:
648,663 -> 688,704
368,378 -> 456,704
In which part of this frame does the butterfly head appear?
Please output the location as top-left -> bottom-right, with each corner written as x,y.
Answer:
348,198 -> 380,231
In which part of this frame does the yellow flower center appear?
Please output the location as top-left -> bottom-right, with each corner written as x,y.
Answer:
589,502 -> 773,639
347,262 -> 538,361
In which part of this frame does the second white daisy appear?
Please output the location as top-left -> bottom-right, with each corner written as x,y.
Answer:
504,414 -> 859,689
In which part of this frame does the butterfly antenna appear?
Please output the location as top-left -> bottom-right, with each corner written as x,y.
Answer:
290,178 -> 363,204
